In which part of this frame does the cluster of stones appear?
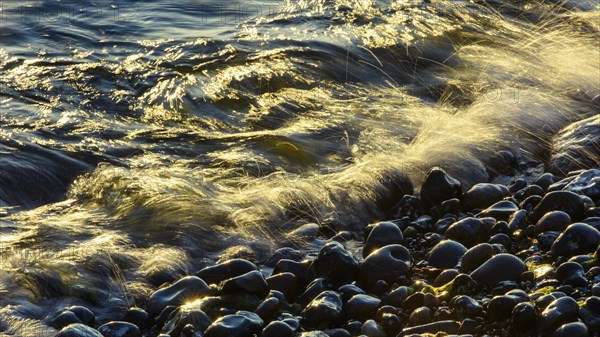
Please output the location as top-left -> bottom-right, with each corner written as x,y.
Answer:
53,168 -> 600,336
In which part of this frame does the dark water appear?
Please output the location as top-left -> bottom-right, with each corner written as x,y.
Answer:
0,0 -> 598,334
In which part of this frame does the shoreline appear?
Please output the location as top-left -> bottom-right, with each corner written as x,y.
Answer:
52,166 -> 600,337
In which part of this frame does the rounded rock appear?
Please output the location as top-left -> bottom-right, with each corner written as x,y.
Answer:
420,167 -> 462,208
146,276 -> 210,316
551,223 -> 600,257
361,244 -> 412,286
204,314 -> 261,337
579,296 -> 600,332
301,291 -> 344,329
310,242 -> 359,285
470,254 -> 526,287
427,240 -> 467,269
55,324 -> 103,337
346,294 -> 381,322
552,322 -> 589,337
539,296 -> 579,332
97,321 -> 141,337
536,211 -> 572,233
462,183 -> 510,211
260,321 -> 295,337
460,243 -> 496,273
197,259 -> 258,284
445,217 -> 485,248
529,191 -> 586,224
219,270 -> 269,298
363,221 -> 404,257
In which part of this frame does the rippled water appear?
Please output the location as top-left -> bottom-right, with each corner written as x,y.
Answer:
0,0 -> 598,333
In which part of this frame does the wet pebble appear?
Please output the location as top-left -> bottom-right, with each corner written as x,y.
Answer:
97,321 -> 141,337
445,217 -> 485,248
260,321 -> 295,337
361,319 -> 386,337
204,313 -> 262,337
579,296 -> 600,333
552,322 -> 589,337
197,259 -> 258,284
55,324 -> 103,337
361,244 -> 412,286
450,295 -> 483,319
310,242 -> 359,285
478,200 -> 518,221
301,291 -> 344,329
363,221 -> 404,257
529,191 -> 586,224
346,294 -> 381,322
219,270 -> 270,298
535,211 -> 572,233
427,240 -> 467,269
551,222 -> 600,257
462,183 -> 510,211
122,307 -> 148,329
146,276 -> 210,316
539,296 -> 579,332
556,262 -> 587,287
420,167 -> 462,208
510,302 -> 538,332
470,253 -> 526,287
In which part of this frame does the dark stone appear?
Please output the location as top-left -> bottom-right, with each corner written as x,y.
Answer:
551,223 -> 600,257
361,319 -> 386,337
260,321 -> 295,337
538,231 -> 561,249
219,270 -> 269,298
266,272 -> 298,300
487,290 -> 528,321
462,183 -> 510,211
536,211 -> 572,233
520,195 -> 543,212
450,295 -> 483,319
488,233 -> 511,247
346,294 -> 381,321
539,296 -> 579,332
146,276 -> 210,316
323,328 -> 351,337
300,278 -> 328,306
338,284 -> 365,303
264,248 -> 305,267
408,306 -> 431,325
255,297 -> 280,321
433,269 -> 459,287
122,308 -> 148,328
55,324 -> 103,337
97,322 -> 141,337
386,286 -> 410,307
445,274 -> 479,296
470,254 -> 526,287
161,308 -> 212,336
529,191 -> 586,224
552,322 -> 589,337
398,320 -> 460,336
508,179 -> 527,193
427,240 -> 467,269
420,167 -> 462,208
310,242 -> 359,285
50,311 -> 82,329
363,222 -> 404,257
197,259 -> 258,285
579,296 -> 600,332
273,259 -> 311,282
514,185 -> 545,202
556,262 -> 587,287
361,244 -> 412,285
301,291 -> 344,329
478,200 -> 518,221
511,302 -> 538,332
535,173 -> 558,191
204,313 -> 262,337
445,217 -> 485,248
433,217 -> 456,235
